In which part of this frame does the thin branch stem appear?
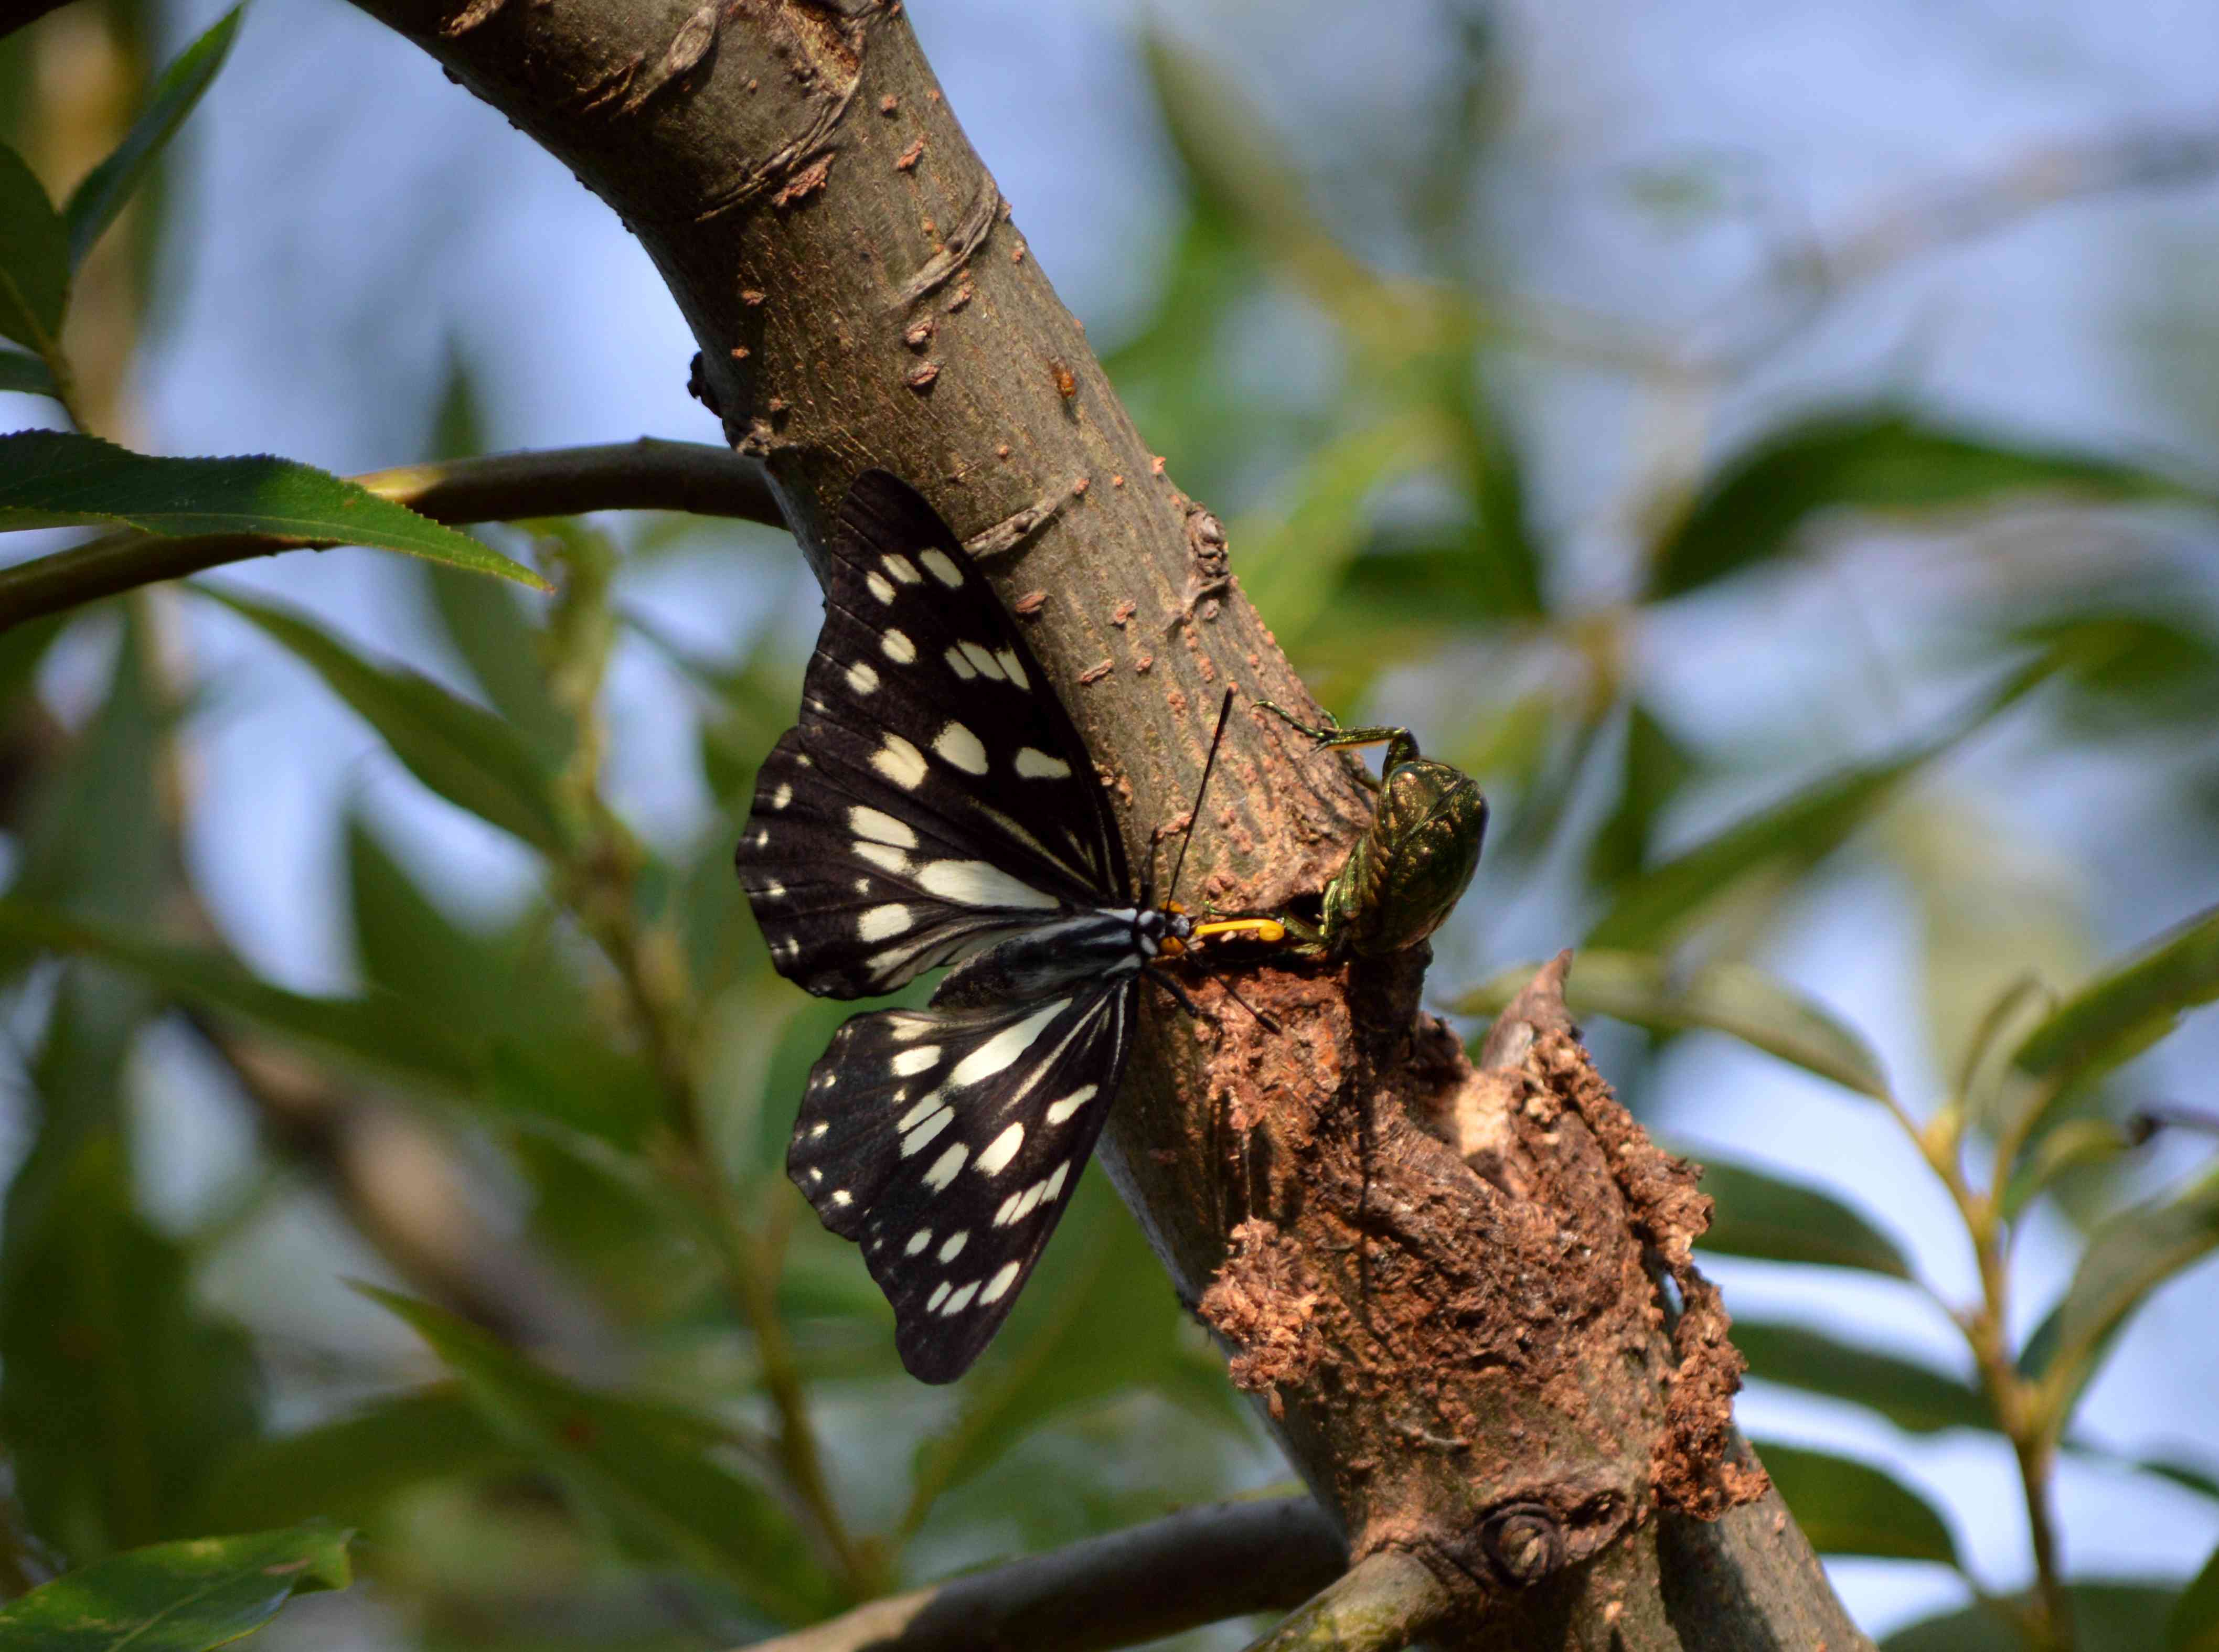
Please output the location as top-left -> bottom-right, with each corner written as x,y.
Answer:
740,1497 -> 1344,1652
0,439 -> 781,634
1239,1550 -> 1453,1652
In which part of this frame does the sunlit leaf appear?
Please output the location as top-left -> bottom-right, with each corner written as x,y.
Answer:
1752,1440 -> 1958,1564
0,144 -> 68,356
362,1287 -> 834,1622
1885,1584 -> 2181,1652
1451,950 -> 1889,1101
2173,1540 -> 2219,1652
196,1389 -> 522,1532
1587,664 -> 2047,951
0,348 -> 58,398
0,1522 -> 350,1652
0,431 -> 547,588
1694,1156 -> 1916,1280
1648,407 -> 2214,598
2012,905 -> 2219,1094
2002,1117 -> 2144,1219
1735,1321 -> 1990,1434
425,560 -> 570,764
202,586 -> 569,853
0,1136 -> 260,1560
2022,1165 -> 2219,1423
61,9 -> 241,270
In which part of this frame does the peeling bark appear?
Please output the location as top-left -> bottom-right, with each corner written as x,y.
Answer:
341,2 -> 1871,1644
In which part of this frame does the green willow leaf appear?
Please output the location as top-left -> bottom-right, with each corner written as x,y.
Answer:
2173,1540 -> 2219,1652
0,348 -> 59,398
61,9 -> 241,270
0,431 -> 547,588
0,145 -> 68,356
202,586 -> 569,853
1752,1440 -> 1959,1564
1649,407 -> 2214,598
1886,1584 -> 2182,1652
0,899 -> 482,1096
2024,1165 -> 2219,1421
1452,950 -> 1889,1101
1587,663 -> 2049,952
361,1288 -> 835,1624
196,1389 -> 522,1532
2012,905 -> 2219,1092
0,1522 -> 351,1652
1694,1156 -> 1916,1280
1735,1321 -> 1991,1434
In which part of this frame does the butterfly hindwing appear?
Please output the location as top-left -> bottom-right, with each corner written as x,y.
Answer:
737,471 -> 1129,999
786,980 -> 1134,1383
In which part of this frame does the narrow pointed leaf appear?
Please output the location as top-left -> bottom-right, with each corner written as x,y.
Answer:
1453,950 -> 1888,1101
1735,1320 -> 1991,1434
2173,1540 -> 2219,1652
2012,905 -> 2219,1091
1587,665 -> 2047,951
0,349 -> 58,398
61,9 -> 241,270
2024,1166 -> 2219,1419
1649,407 -> 2215,598
1887,1584 -> 2181,1652
0,1523 -> 351,1652
0,431 -> 547,588
1752,1440 -> 1958,1564
0,899 -> 482,1094
0,145 -> 68,355
361,1287 -> 834,1623
1694,1156 -> 1916,1280
202,586 -> 568,852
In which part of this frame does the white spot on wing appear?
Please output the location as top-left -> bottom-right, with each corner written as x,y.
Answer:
958,640 -> 1004,681
1044,1085 -> 1097,1127
891,1045 -> 940,1078
850,807 -> 917,849
830,1188 -> 853,1206
882,629 -> 918,664
855,842 -> 909,875
906,1229 -> 933,1256
920,548 -> 964,587
937,1230 -> 969,1261
927,1281 -> 951,1310
918,860 -> 1061,911
1015,748 -> 1072,779
976,1122 -> 1026,1177
867,571 -> 896,604
924,1142 -> 968,1190
995,649 -> 1029,689
993,1192 -> 1023,1226
900,1106 -> 954,1157
943,646 -> 977,680
846,661 -> 880,695
948,1001 -> 1066,1090
1043,1161 -> 1070,1200
980,1261 -> 1022,1304
942,1281 -> 980,1315
883,553 -> 922,584
933,722 -> 989,775
859,905 -> 913,941
770,782 -> 793,808
872,734 -> 929,790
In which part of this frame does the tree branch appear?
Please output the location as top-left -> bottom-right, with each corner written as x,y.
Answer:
740,1497 -> 1344,1652
1239,1551 -> 1453,1652
0,438 -> 779,632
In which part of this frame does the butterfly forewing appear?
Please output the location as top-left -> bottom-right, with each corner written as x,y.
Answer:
787,982 -> 1132,1382
737,473 -> 1128,999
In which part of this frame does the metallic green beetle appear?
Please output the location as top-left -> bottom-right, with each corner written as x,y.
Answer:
1255,701 -> 1488,959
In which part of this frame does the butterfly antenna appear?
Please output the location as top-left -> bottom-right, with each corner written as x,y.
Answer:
1214,974 -> 1282,1036
1166,688 -> 1236,908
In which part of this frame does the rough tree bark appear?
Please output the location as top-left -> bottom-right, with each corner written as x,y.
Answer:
337,2 -> 1873,1645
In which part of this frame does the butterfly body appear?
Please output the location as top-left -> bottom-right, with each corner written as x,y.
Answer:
735,471 -> 1229,1383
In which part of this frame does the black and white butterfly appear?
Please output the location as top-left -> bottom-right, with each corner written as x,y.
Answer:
734,470 -> 1258,1383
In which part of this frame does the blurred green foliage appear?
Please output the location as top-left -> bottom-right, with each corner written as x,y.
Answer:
1,4 -> 2217,1650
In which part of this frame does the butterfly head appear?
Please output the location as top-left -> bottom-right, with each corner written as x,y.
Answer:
1137,904 -> 1196,959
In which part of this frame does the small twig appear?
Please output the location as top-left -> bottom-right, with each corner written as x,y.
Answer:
0,439 -> 782,634
1238,1549 -> 1454,1652
740,1497 -> 1345,1652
